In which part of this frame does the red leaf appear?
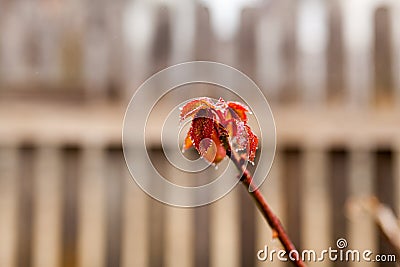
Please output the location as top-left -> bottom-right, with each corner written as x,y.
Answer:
189,117 -> 215,153
230,120 -> 247,150
188,116 -> 231,164
245,125 -> 258,163
180,98 -> 212,122
227,101 -> 249,122
183,131 -> 193,150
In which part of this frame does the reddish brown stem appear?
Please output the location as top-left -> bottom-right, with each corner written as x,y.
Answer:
228,151 -> 306,267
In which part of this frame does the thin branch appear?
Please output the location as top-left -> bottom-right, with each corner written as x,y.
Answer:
347,196 -> 400,253
228,150 -> 306,267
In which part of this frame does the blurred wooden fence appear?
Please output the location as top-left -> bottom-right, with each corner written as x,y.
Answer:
0,0 -> 400,267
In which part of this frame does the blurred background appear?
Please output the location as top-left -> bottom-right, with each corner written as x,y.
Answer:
0,0 -> 399,266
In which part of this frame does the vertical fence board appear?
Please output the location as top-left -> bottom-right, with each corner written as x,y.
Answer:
170,1 -> 195,63
0,6 -> 29,85
302,147 -> 332,267
327,1 -> 345,103
61,147 -> 79,267
195,4 -> 214,61
392,5 -> 400,107
33,147 -> 62,267
343,1 -> 373,107
279,0 -> 298,103
192,4 -> 215,96
329,149 -> 349,267
105,148 -> 123,267
394,147 -> 400,218
396,146 -> 400,218
83,3 -> 109,99
348,148 -> 377,267
214,41 -> 235,100
147,149 -> 165,267
121,149 -> 149,267
373,6 -> 393,106
122,1 -> 155,99
16,146 -> 35,267
297,0 -> 327,105
257,6 -> 284,102
164,150 -> 194,267
0,146 -> 18,267
151,6 -> 171,74
236,188 -> 258,266
36,16 -> 62,87
194,205 -> 210,267
191,159 -> 212,267
210,167 -> 240,267
238,8 -> 258,83
78,146 -> 106,267
374,149 -> 396,267
106,3 -> 124,100
147,199 -> 165,267
60,30 -> 83,90
255,152 -> 285,267
239,182 -> 256,267
164,205 -> 194,267
282,147 -> 302,250
150,6 -> 172,108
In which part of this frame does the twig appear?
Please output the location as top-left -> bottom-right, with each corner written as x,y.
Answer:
227,149 -> 306,267
347,196 -> 400,253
